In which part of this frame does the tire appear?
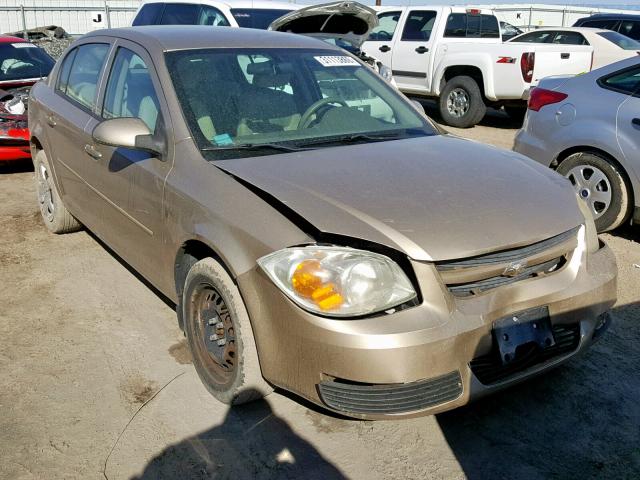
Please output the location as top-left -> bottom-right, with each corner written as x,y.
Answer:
439,75 -> 486,128
504,105 -> 527,123
557,152 -> 632,232
33,150 -> 81,234
183,257 -> 272,405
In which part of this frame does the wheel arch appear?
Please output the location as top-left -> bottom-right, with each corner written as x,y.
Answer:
438,65 -> 487,99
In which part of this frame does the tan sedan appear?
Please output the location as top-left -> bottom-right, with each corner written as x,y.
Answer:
28,26 -> 616,419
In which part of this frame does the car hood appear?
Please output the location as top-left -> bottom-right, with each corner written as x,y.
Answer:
216,135 -> 583,262
268,1 -> 378,49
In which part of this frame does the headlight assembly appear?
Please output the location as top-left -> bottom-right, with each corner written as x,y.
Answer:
258,246 -> 417,318
378,64 -> 394,83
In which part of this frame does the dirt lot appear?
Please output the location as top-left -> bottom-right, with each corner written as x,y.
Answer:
1,109 -> 639,480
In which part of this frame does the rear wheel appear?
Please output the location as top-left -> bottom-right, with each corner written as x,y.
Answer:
557,152 -> 632,232
183,257 -> 272,405
33,150 -> 81,234
439,76 -> 486,128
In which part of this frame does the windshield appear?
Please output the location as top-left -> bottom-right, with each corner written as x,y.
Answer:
166,48 -> 435,159
231,9 -> 293,29
598,31 -> 640,50
0,43 -> 54,82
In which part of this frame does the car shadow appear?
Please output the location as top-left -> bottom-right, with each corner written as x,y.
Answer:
610,223 -> 640,243
132,389 -> 346,480
0,158 -> 33,174
411,97 -> 523,130
436,300 -> 640,479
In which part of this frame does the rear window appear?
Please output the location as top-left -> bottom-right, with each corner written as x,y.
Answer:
551,31 -> 588,45
132,3 -> 163,26
598,65 -> 640,95
598,31 -> 640,50
444,13 -> 500,39
139,3 -> 230,26
231,9 -> 293,29
619,20 -> 640,41
580,19 -> 619,30
0,43 -> 55,82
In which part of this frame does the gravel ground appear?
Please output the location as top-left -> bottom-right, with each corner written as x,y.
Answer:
1,111 -> 639,480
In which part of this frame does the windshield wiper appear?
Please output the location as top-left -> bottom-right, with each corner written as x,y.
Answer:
201,142 -> 308,153
294,130 -> 424,148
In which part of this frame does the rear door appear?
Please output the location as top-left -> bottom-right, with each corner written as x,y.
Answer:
88,40 -> 174,283
388,9 -> 439,93
361,9 -> 403,68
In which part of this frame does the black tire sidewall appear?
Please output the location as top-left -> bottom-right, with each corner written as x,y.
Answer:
557,152 -> 631,232
439,76 -> 486,128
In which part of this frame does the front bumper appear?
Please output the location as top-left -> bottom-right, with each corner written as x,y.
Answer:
238,242 -> 616,420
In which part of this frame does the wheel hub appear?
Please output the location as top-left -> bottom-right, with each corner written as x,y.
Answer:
447,88 -> 470,118
565,165 -> 611,220
37,164 -> 55,221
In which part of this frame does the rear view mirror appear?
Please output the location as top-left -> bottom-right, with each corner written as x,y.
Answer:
93,117 -> 162,155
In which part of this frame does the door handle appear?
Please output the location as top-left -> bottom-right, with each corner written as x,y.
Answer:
560,53 -> 570,59
415,46 -> 429,54
46,115 -> 57,128
84,144 -> 102,160
632,118 -> 640,127
379,45 -> 391,52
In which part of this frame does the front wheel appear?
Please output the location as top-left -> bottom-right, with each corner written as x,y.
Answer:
438,75 -> 486,128
183,257 -> 272,405
557,152 -> 632,232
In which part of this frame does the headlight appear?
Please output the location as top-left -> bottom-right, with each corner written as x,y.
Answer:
378,64 -> 394,83
575,193 -> 599,253
258,246 -> 417,318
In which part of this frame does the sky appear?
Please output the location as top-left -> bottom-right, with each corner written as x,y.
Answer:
318,1 -> 640,8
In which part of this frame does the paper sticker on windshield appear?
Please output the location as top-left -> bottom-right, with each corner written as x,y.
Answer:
12,43 -> 37,48
314,56 -> 359,67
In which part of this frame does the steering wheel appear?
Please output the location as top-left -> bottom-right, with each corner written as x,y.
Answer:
376,30 -> 392,41
298,97 -> 349,129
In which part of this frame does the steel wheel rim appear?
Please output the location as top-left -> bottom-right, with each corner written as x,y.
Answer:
37,163 -> 55,221
565,165 -> 612,219
191,283 -> 236,384
447,88 -> 470,118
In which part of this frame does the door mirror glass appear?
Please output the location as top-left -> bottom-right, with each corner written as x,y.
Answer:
93,117 -> 159,153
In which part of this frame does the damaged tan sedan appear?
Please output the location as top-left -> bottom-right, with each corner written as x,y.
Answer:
28,26 -> 616,419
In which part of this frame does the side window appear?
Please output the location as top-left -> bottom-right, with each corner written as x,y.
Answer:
62,43 -> 109,110
514,31 -> 554,43
198,5 -> 230,26
552,31 -> 588,45
599,66 -> 640,95
368,11 -> 401,41
102,48 -> 160,133
619,20 -> 640,41
582,19 -> 619,30
401,11 -> 437,41
132,3 -> 164,26
56,48 -> 77,93
159,3 -> 199,24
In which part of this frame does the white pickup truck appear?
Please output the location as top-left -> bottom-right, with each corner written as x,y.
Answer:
361,6 -> 594,127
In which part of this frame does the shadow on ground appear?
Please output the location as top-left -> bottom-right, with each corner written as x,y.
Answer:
0,158 -> 33,174
437,300 -> 640,480
133,389 -> 346,480
412,97 -> 524,130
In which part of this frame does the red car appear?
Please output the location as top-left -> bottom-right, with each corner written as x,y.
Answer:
0,35 -> 54,161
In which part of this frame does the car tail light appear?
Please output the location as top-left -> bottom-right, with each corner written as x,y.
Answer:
520,52 -> 535,83
528,88 -> 568,112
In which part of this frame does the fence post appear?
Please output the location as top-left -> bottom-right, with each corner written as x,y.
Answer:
561,8 -> 566,27
20,4 -> 28,39
105,1 -> 112,29
528,7 -> 533,30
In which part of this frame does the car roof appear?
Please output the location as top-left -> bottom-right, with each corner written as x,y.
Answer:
0,35 -> 27,44
139,0 -> 296,10
578,13 -> 640,20
83,25 -> 340,52
523,27 -> 606,33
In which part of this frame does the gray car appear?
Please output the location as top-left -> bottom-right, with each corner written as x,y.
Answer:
28,26 -> 616,419
514,56 -> 640,232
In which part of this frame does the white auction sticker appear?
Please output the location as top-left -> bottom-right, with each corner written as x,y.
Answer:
314,56 -> 360,67
12,43 -> 37,48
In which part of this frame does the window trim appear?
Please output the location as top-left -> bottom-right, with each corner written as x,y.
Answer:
597,64 -> 640,98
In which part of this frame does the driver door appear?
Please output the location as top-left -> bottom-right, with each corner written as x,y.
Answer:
361,10 -> 403,70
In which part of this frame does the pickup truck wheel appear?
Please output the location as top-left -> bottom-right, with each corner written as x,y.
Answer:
557,152 -> 632,232
183,257 -> 273,405
439,76 -> 486,128
33,150 -> 81,234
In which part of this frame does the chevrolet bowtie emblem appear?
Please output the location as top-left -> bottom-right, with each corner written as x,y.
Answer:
503,260 -> 527,277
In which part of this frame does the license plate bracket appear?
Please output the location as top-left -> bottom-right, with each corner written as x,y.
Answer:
493,306 -> 555,365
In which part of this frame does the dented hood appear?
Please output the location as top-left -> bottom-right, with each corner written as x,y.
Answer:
268,1 -> 378,49
216,135 -> 583,262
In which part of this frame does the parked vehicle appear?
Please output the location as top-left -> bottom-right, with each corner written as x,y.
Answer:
29,26 -> 616,419
0,35 -> 54,161
573,13 -> 640,41
500,21 -> 523,42
269,1 -> 394,83
132,0 -> 297,29
514,57 -> 640,232
509,27 -> 640,70
360,6 -> 594,127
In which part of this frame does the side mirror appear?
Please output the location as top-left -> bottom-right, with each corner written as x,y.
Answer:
411,99 -> 426,115
92,117 -> 162,155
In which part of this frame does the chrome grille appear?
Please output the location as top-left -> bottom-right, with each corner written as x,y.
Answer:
436,226 -> 580,297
